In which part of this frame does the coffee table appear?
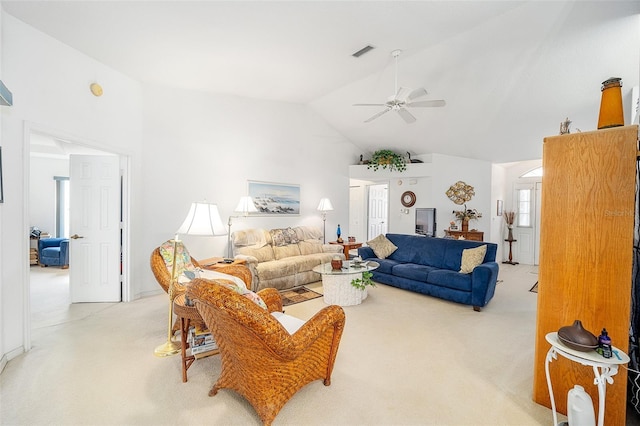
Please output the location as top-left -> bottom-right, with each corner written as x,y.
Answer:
312,260 -> 379,306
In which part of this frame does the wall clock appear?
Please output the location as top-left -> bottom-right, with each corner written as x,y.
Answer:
401,191 -> 416,207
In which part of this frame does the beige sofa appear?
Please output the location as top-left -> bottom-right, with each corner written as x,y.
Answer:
232,226 -> 344,291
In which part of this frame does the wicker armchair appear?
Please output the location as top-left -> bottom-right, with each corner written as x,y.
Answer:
188,278 -> 346,426
150,247 -> 252,335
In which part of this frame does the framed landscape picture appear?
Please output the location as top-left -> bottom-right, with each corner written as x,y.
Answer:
248,181 -> 300,215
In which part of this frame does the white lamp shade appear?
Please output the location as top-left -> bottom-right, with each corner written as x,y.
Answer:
234,196 -> 259,215
317,198 -> 334,212
176,202 -> 227,236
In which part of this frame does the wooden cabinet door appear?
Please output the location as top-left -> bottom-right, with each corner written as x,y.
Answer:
533,125 -> 637,425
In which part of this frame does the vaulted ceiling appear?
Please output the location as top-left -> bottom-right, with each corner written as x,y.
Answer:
3,1 -> 639,163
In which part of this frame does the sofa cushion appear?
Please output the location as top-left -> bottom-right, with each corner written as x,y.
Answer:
428,269 -> 472,292
459,245 -> 488,274
256,260 -> 297,281
392,263 -> 439,282
374,258 -> 402,275
294,226 -> 323,241
236,245 -> 275,263
367,234 -> 398,259
298,240 -> 323,255
232,228 -> 268,248
273,243 -> 302,260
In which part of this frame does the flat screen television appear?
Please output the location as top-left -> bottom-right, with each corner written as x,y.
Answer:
415,208 -> 436,237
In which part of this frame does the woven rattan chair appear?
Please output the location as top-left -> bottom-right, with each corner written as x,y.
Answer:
150,247 -> 252,335
188,278 -> 346,426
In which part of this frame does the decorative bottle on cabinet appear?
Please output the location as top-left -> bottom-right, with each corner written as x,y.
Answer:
532,125 -> 638,425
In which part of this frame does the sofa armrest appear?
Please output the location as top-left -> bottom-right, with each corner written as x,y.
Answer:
358,246 -> 376,259
60,239 -> 70,267
470,262 -> 499,308
234,254 -> 258,264
234,255 -> 259,291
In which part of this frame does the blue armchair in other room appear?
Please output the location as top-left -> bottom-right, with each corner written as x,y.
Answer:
39,238 -> 70,268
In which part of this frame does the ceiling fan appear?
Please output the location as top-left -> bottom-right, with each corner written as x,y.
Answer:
354,49 -> 445,123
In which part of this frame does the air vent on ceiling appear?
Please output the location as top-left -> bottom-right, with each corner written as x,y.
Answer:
352,45 -> 375,58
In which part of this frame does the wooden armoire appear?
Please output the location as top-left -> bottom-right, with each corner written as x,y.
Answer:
533,125 -> 638,425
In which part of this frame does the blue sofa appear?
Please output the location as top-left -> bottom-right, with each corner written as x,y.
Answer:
358,234 -> 499,311
38,238 -> 70,268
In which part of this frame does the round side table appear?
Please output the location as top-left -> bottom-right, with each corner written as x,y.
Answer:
173,293 -> 218,382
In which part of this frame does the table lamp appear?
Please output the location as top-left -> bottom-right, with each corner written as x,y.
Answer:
154,202 -> 227,357
227,196 -> 258,260
317,198 -> 334,244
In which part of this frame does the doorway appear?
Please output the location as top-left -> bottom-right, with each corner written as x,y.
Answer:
367,183 -> 389,240
27,128 -> 130,335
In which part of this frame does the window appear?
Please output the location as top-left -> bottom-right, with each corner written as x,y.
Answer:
521,167 -> 543,178
54,176 -> 69,238
517,188 -> 532,227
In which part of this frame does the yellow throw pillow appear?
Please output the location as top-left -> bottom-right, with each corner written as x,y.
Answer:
367,234 -> 398,259
459,245 -> 488,274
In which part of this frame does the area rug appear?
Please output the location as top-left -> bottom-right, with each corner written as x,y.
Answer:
530,282 -> 538,293
280,287 -> 322,306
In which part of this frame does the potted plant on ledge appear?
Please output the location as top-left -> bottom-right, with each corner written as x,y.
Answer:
367,150 -> 407,172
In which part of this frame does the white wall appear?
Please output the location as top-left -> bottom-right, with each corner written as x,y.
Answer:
350,155 -> 495,244
491,164 -> 507,263
138,85 -> 359,296
29,156 -> 69,236
431,154 -> 493,242
1,14 -> 143,361
0,14 -> 363,364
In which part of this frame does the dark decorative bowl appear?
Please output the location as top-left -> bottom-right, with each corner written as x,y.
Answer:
557,320 -> 598,352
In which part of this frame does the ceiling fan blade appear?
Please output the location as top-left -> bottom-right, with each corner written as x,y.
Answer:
395,87 -> 412,101
406,99 -> 446,108
353,103 -> 388,107
364,108 -> 391,123
397,108 -> 416,123
407,87 -> 428,101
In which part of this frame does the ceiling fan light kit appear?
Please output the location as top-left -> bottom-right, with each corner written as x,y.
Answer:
354,49 -> 445,123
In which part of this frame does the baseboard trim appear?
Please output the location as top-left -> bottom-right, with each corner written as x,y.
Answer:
0,345 -> 26,375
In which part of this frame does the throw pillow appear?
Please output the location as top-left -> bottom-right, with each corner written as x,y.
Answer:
284,227 -> 299,244
459,245 -> 488,274
367,234 -> 398,259
270,229 -> 287,247
218,282 -> 268,310
159,240 -> 196,276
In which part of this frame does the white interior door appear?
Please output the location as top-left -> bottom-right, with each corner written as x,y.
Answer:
368,184 -> 388,240
69,155 -> 121,303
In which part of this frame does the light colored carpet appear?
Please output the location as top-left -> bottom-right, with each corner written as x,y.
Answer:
1,264 -> 561,425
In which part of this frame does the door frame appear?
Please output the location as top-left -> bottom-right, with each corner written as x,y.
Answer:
22,121 -> 132,350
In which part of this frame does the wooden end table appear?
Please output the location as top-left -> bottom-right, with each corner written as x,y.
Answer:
198,257 -> 246,268
329,241 -> 363,259
173,293 -> 219,383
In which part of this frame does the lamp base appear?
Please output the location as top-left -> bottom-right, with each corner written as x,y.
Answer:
154,340 -> 181,357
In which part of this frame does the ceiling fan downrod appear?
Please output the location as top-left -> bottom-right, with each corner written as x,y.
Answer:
392,49 -> 402,97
